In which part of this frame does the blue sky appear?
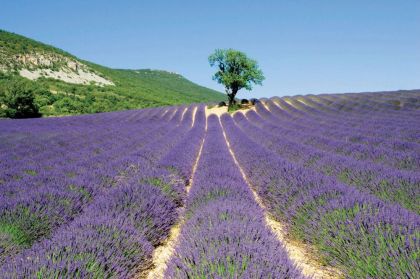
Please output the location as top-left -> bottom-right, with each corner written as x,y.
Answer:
2,0 -> 420,98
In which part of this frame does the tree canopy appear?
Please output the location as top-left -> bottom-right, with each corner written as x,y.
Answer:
209,49 -> 264,106
0,79 -> 41,118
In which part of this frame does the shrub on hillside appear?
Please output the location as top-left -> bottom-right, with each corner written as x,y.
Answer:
53,97 -> 82,114
35,88 -> 57,107
0,79 -> 41,118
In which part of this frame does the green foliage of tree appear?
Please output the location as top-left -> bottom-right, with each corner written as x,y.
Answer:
209,49 -> 264,107
0,79 -> 41,118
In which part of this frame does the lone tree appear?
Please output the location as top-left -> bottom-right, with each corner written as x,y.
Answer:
209,49 -> 264,107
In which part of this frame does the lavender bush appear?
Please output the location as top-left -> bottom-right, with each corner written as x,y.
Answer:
166,115 -> 304,278
1,105 -> 206,277
221,106 -> 420,278
1,90 -> 419,278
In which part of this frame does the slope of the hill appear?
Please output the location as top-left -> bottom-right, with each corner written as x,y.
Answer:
0,30 -> 224,116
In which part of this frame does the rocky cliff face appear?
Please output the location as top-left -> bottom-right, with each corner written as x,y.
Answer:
1,49 -> 114,86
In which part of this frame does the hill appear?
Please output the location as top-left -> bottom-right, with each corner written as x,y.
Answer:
0,30 -> 225,116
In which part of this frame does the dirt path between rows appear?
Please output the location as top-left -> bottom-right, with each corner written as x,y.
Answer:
143,111 -> 207,279
142,106 -> 341,278
218,116 -> 343,279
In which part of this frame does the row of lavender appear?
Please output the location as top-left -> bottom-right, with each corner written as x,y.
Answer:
221,92 -> 419,278
266,98 -> 420,172
244,104 -> 419,213
0,107 -> 174,263
271,97 -> 420,156
1,90 -> 418,277
277,93 -> 420,141
304,90 -> 420,116
165,115 -> 304,278
0,106 -> 206,277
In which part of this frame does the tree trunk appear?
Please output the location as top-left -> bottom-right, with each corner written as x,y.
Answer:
228,94 -> 234,107
228,89 -> 238,107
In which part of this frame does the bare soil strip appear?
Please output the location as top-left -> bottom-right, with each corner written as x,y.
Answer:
180,107 -> 189,122
219,117 -> 343,279
205,105 -> 255,118
190,106 -> 198,127
143,114 -> 207,279
205,105 -> 227,117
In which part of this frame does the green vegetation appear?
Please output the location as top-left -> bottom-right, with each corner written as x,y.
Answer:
313,205 -> 419,278
209,48 -> 264,107
0,30 -> 225,117
0,30 -> 74,71
0,78 -> 41,118
227,103 -> 254,113
0,209 -> 50,248
142,177 -> 180,203
0,222 -> 29,246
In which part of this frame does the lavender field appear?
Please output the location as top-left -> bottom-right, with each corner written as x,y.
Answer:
0,90 -> 419,278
